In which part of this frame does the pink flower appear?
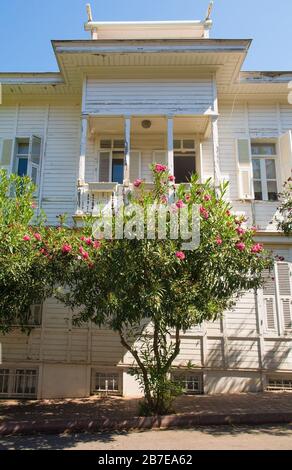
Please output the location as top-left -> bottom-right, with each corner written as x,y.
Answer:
62,244 -> 72,254
80,236 -> 86,241
200,206 -> 209,219
236,227 -> 246,235
185,194 -> 191,202
82,251 -> 89,260
39,248 -> 48,256
168,175 -> 175,182
79,246 -> 85,254
176,200 -> 185,209
134,178 -> 143,188
85,237 -> 92,246
204,194 -> 211,201
175,251 -> 186,260
154,164 -> 167,173
251,243 -> 263,254
31,202 -> 37,209
23,235 -> 31,241
34,233 -> 42,242
88,262 -> 94,269
160,195 -> 168,204
235,242 -> 245,251
250,226 -> 257,233
93,240 -> 101,249
216,237 -> 223,246
226,210 -> 231,216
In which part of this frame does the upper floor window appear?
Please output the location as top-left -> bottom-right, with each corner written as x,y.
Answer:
251,142 -> 278,201
14,136 -> 42,187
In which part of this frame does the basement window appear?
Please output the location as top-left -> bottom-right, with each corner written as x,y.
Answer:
0,368 -> 38,398
172,372 -> 203,395
266,377 -> 292,391
92,371 -> 121,395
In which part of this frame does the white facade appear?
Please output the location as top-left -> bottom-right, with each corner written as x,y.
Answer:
0,14 -> 292,399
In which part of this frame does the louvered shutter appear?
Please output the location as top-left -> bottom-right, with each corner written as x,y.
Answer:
0,139 -> 13,172
153,150 -> 167,166
236,138 -> 254,200
129,151 -> 141,182
279,131 -> 292,187
28,135 -> 42,186
99,151 -> 110,182
263,267 -> 277,331
277,262 -> 292,331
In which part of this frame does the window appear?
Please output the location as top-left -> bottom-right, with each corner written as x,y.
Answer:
14,136 -> 42,187
92,371 -> 120,394
172,372 -> 203,395
173,139 -> 196,183
100,139 -> 125,150
251,142 -> 278,201
0,368 -> 38,398
0,304 -> 42,328
266,377 -> 292,391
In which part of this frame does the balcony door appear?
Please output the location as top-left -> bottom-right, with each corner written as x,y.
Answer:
174,139 -> 196,183
111,152 -> 124,184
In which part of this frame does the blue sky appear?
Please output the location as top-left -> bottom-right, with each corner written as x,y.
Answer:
0,0 -> 291,72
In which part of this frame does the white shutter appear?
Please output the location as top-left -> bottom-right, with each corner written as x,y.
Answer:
28,136 -> 42,186
0,138 -> 14,172
236,138 -> 254,200
279,130 -> 292,188
277,262 -> 292,331
153,150 -> 167,166
129,151 -> 141,181
263,268 -> 277,332
99,151 -> 110,182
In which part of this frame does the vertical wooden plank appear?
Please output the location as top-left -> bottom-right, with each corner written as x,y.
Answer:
167,116 -> 174,175
211,116 -> 221,188
124,116 -> 131,185
78,117 -> 88,184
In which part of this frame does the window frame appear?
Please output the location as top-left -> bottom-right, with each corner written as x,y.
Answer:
251,141 -> 279,202
91,369 -> 122,395
172,371 -> 203,395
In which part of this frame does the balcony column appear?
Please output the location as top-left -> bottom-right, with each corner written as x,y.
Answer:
124,116 -> 131,186
167,116 -> 174,175
78,116 -> 88,185
211,115 -> 221,188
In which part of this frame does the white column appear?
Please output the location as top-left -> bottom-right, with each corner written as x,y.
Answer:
124,116 -> 131,185
167,116 -> 174,175
211,116 -> 221,188
78,117 -> 88,185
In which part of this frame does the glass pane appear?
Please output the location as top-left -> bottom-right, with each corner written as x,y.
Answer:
267,181 -> 278,201
173,140 -> 180,150
112,159 -> 124,184
183,139 -> 195,149
174,154 -> 196,183
251,143 -> 276,155
252,159 -> 261,179
265,159 -> 276,179
100,140 -> 112,149
17,158 -> 28,176
113,140 -> 124,149
17,142 -> 29,155
31,166 -> 38,185
254,180 -> 262,200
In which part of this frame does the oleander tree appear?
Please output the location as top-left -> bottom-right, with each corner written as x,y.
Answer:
276,177 -> 292,235
0,166 -> 273,415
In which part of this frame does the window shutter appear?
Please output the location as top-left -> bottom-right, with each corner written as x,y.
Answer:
28,136 -> 42,186
0,139 -> 13,172
279,130 -> 292,188
277,262 -> 292,331
263,268 -> 277,331
129,151 -> 141,182
236,138 -> 253,200
99,151 -> 110,182
153,150 -> 167,166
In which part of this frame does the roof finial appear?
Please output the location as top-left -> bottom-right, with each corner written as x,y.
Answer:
86,3 -> 93,22
205,1 -> 214,21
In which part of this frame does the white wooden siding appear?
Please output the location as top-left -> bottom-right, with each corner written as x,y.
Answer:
85,77 -> 214,115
